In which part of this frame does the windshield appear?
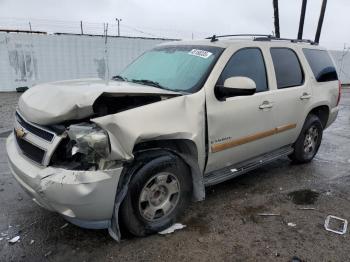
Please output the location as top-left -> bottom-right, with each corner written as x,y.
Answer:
117,45 -> 223,93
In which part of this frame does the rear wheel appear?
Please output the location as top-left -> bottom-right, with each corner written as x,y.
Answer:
120,153 -> 192,237
289,114 -> 323,163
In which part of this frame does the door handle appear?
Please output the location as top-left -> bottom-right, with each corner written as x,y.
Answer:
259,101 -> 273,109
300,92 -> 312,100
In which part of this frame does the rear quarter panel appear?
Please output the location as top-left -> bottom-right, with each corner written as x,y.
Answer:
297,47 -> 339,129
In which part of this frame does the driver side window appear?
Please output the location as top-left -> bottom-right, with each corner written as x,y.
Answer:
217,48 -> 268,93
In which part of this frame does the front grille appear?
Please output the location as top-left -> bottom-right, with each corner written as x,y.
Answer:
16,112 -> 54,142
15,133 -> 46,164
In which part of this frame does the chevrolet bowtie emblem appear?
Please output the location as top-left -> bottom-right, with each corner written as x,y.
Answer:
15,127 -> 26,139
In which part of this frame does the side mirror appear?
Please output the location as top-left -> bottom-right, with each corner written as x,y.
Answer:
215,76 -> 256,101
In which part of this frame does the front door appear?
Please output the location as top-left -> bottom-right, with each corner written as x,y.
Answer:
205,47 -> 278,173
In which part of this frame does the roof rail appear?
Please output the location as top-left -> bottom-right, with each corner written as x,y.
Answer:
255,35 -> 316,45
206,34 -> 317,45
206,34 -> 273,42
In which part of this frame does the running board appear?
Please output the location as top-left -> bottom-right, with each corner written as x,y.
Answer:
204,146 -> 294,186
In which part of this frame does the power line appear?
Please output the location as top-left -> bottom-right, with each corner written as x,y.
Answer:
122,24 -> 165,38
0,17 -> 212,39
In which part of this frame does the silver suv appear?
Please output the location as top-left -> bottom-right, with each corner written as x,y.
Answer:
6,36 -> 341,240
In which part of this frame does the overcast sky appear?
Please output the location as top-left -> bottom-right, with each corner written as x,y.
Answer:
0,0 -> 349,50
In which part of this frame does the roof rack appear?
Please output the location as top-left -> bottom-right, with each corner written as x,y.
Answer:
206,34 -> 316,45
255,35 -> 316,45
206,34 -> 272,42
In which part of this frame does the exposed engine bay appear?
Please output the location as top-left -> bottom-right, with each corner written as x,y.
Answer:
49,93 -> 177,171
92,94 -> 163,117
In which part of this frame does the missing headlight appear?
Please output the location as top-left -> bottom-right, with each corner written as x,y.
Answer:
50,123 -> 115,170
67,123 -> 110,159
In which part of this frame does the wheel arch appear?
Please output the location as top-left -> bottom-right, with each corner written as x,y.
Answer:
132,139 -> 205,202
133,139 -> 199,161
108,139 -> 205,241
307,105 -> 330,129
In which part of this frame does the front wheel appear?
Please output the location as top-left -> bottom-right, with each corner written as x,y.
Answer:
289,114 -> 323,163
120,153 -> 192,237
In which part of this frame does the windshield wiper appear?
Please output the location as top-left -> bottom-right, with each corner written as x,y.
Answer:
111,75 -> 127,81
131,79 -> 168,90
131,79 -> 188,94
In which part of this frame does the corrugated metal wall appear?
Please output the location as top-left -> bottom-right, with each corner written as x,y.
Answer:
0,32 -> 171,91
330,50 -> 350,84
1,33 -> 349,91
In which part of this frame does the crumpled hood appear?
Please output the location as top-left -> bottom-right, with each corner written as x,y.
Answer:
18,78 -> 179,125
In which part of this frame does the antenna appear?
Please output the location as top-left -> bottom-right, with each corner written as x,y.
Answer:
315,0 -> 328,44
272,0 -> 280,38
297,0 -> 307,40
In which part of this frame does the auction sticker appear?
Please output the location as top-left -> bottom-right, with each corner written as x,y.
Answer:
188,49 -> 213,59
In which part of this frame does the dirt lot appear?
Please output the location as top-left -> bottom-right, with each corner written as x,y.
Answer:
0,90 -> 349,262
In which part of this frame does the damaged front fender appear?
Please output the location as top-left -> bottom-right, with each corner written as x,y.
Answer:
92,92 -> 207,241
92,92 -> 207,168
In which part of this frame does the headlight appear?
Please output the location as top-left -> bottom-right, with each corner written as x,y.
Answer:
67,123 -> 110,164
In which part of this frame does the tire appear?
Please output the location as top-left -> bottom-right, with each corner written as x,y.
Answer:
120,152 -> 192,237
289,114 -> 323,164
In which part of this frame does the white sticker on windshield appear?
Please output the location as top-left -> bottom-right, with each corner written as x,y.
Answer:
188,49 -> 213,59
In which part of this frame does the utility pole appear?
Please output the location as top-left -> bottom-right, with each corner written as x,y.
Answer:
297,0 -> 307,40
272,0 -> 280,38
315,0 -> 328,44
104,23 -> 109,85
29,22 -> 32,32
116,18 -> 122,36
339,43 -> 349,81
80,21 -> 84,35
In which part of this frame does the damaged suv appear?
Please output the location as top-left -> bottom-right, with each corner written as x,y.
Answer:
6,36 -> 340,240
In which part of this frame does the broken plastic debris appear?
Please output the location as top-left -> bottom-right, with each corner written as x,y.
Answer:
287,222 -> 297,227
0,237 -> 3,241
60,223 -> 69,229
158,223 -> 186,235
291,256 -> 302,262
298,207 -> 316,210
30,239 -> 35,245
230,168 -> 238,173
8,236 -> 20,244
257,213 -> 281,217
324,215 -> 348,235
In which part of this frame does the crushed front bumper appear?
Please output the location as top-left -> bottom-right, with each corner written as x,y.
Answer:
6,133 -> 123,229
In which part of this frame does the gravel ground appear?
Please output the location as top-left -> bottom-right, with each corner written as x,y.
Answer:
0,92 -> 20,135
0,90 -> 349,262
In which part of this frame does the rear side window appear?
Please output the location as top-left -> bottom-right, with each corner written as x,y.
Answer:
270,48 -> 304,89
303,49 -> 338,82
217,48 -> 268,92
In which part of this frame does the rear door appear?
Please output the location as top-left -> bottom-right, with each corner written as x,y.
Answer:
267,47 -> 313,148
